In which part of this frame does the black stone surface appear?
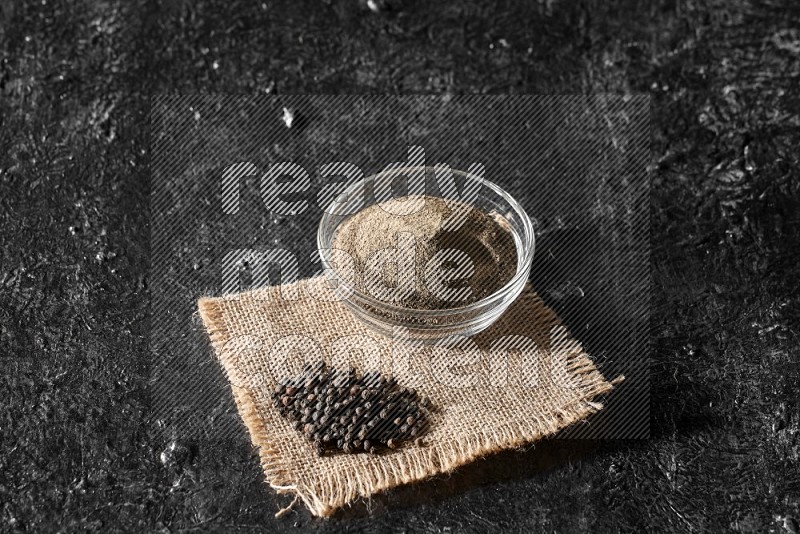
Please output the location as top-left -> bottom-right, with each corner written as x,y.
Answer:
1,1 -> 799,532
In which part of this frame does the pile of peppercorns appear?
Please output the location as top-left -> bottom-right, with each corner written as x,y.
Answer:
271,362 -> 433,456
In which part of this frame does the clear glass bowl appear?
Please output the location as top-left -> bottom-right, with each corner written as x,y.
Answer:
317,166 -> 535,342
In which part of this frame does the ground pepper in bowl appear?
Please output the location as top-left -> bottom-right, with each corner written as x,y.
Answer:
331,195 -> 517,310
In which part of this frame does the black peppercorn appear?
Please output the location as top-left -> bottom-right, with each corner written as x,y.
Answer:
273,362 -> 432,456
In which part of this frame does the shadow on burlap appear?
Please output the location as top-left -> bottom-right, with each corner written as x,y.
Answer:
198,276 -> 619,517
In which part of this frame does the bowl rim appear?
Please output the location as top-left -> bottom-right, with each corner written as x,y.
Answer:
316,165 -> 535,318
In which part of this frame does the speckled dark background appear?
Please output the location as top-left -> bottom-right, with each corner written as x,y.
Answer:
1,0 -> 799,532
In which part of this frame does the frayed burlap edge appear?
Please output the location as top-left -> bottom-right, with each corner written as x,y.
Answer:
198,289 -> 620,518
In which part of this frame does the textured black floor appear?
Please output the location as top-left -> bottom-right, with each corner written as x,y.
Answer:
2,1 -> 799,532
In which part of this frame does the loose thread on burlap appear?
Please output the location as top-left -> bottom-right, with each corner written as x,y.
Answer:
275,494 -> 300,518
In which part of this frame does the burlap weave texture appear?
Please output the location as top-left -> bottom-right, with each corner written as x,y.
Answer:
198,276 -> 616,517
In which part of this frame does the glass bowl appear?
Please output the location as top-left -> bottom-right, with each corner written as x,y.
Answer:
317,165 -> 535,342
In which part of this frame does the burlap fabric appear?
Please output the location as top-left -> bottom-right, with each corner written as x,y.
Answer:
198,276 -> 618,517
